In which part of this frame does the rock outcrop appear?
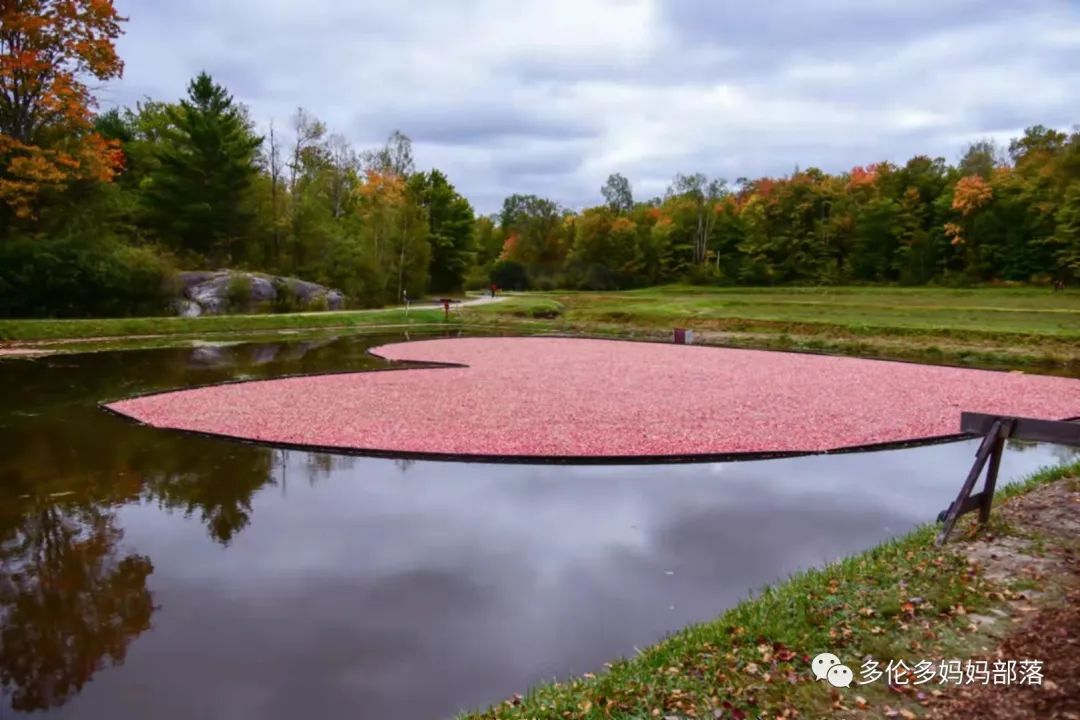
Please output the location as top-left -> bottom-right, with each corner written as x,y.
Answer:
175,271 -> 344,317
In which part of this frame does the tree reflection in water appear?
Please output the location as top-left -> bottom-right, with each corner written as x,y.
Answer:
0,441 -> 277,711
0,359 -> 281,711
0,334 -> 418,713
0,503 -> 153,712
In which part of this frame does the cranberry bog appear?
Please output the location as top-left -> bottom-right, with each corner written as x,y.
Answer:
3,330 -> 1079,719
104,336 -> 1080,462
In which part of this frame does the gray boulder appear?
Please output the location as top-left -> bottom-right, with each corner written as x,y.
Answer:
175,270 -> 346,316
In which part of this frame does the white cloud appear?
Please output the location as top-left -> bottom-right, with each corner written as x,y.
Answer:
105,0 -> 1080,213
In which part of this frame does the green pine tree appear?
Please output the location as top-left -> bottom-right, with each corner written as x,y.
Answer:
144,72 -> 262,266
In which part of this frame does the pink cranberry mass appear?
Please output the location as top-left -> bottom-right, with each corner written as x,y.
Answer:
107,337 -> 1080,459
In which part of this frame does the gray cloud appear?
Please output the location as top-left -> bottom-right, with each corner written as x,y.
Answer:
105,0 -> 1080,213
351,102 -> 599,146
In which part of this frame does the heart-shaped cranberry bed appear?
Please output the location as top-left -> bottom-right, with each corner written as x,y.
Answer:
105,337 -> 1080,461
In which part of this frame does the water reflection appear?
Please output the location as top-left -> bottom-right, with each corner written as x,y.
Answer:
0,503 -> 153,712
0,335 -> 1075,718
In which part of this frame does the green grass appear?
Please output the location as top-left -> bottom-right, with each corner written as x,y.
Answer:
458,460 -> 1080,720
460,285 -> 1080,373
554,285 -> 1080,338
465,295 -> 565,319
6,286 -> 1080,373
0,306 -> 448,342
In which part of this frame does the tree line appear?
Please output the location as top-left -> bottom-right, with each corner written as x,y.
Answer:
489,129 -> 1080,292
1,1 -> 1078,318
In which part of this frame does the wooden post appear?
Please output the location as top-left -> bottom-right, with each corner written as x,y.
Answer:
936,417 -> 1021,545
978,432 -> 1006,524
935,420 -> 1000,546
938,412 -> 1080,545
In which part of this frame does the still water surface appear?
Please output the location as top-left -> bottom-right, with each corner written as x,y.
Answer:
1,333 -> 1075,719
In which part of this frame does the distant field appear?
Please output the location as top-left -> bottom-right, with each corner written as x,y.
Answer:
463,285 -> 1080,373
553,286 -> 1080,337
467,285 -> 1080,335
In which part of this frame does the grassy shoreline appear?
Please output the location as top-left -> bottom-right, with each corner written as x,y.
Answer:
4,287 -> 1079,374
457,461 -> 1080,720
0,305 -> 448,342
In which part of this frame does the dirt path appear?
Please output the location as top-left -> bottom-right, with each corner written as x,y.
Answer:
929,476 -> 1080,719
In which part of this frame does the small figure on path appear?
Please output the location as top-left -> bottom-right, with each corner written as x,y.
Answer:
1053,279 -> 1066,292
490,283 -> 498,298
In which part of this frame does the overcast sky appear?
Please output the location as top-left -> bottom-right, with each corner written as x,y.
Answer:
102,0 -> 1079,214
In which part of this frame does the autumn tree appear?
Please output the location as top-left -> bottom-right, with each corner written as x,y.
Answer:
357,169 -> 429,302
499,193 -> 564,271
0,0 -> 127,226
944,173 -> 994,266
356,130 -> 428,301
567,207 -> 641,289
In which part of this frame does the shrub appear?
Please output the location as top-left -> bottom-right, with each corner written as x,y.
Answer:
226,274 -> 252,313
320,235 -> 380,307
270,278 -> 302,313
490,260 -> 530,291
306,294 -> 329,312
0,235 -> 175,318
524,299 -> 564,318
568,263 -> 630,291
463,266 -> 490,291
532,274 -> 559,291
684,264 -> 726,286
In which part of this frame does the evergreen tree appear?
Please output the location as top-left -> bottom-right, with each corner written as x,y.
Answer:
144,73 -> 262,265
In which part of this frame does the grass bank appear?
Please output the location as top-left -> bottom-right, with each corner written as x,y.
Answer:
458,460 -> 1080,720
5,286 -> 1080,374
0,306 -> 451,342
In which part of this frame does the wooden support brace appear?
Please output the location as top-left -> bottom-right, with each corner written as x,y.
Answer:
936,413 -> 1078,545
935,418 -> 1015,546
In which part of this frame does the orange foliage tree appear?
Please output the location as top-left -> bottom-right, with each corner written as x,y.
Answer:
951,174 -> 993,215
498,231 -> 520,261
0,0 -> 126,221
946,174 -> 994,245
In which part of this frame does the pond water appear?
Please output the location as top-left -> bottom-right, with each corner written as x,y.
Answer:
1,333 -> 1075,719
